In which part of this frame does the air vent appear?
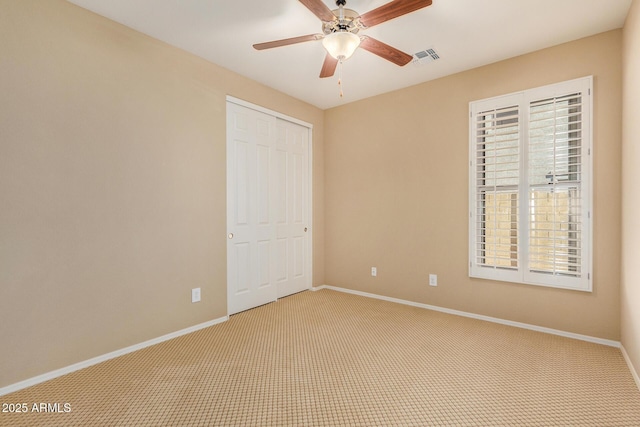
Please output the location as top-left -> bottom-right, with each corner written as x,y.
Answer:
412,48 -> 440,65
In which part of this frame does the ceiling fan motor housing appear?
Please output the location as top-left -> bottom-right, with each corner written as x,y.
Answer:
323,8 -> 361,35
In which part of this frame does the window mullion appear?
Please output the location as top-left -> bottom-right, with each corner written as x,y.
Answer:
551,98 -> 557,276
520,96 -> 529,282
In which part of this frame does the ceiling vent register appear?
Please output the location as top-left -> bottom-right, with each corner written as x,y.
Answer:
413,48 -> 440,64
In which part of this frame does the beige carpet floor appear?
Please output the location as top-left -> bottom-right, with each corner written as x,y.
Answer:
1,289 -> 639,426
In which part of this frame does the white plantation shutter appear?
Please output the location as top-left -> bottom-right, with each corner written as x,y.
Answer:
474,105 -> 520,273
527,93 -> 585,286
470,77 -> 592,291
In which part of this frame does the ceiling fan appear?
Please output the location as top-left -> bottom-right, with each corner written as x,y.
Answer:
253,0 -> 433,79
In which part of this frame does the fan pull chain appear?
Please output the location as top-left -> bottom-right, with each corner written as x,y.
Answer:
338,60 -> 343,98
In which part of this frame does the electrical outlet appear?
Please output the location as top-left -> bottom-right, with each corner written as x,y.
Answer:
429,274 -> 438,287
191,288 -> 201,303
371,267 -> 377,277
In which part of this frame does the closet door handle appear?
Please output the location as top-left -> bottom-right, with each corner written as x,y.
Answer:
228,233 -> 234,239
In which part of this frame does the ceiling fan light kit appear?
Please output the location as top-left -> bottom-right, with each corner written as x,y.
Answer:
322,31 -> 361,60
253,0 -> 433,96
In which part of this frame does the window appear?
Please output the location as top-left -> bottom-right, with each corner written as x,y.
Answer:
469,77 -> 592,291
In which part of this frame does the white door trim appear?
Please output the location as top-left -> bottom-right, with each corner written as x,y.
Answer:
226,96 -> 314,130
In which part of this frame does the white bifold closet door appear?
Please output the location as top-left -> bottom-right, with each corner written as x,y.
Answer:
226,100 -> 311,315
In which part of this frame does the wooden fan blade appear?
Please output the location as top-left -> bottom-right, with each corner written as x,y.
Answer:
359,0 -> 432,28
360,36 -> 413,66
299,0 -> 337,22
253,34 -> 323,50
319,53 -> 338,78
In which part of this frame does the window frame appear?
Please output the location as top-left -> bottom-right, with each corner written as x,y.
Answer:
468,77 -> 593,292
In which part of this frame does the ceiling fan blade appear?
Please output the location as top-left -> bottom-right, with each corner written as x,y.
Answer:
299,0 -> 337,22
253,34 -> 323,50
358,0 -> 432,28
359,36 -> 413,66
319,53 -> 338,78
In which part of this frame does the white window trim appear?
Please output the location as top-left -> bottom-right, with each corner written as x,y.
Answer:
469,76 -> 593,292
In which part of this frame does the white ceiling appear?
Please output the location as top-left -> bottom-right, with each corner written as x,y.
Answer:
66,0 -> 632,110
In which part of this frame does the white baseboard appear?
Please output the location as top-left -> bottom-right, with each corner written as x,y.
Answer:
313,285 -> 621,348
0,316 -> 228,397
621,345 -> 640,391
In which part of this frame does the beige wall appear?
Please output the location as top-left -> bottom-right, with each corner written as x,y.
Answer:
0,0 -> 324,388
325,30 -> 623,340
622,0 -> 640,381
